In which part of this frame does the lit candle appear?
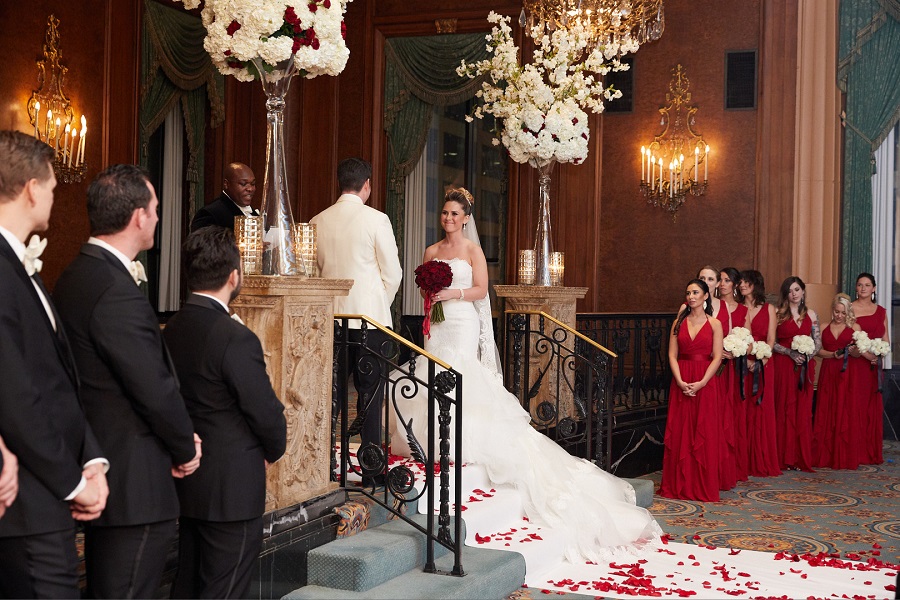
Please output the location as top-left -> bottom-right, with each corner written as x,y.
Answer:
54,118 -> 62,156
704,145 -> 709,180
650,154 -> 655,190
68,129 -> 77,168
33,101 -> 40,138
640,146 -> 646,181
658,158 -> 663,191
679,154 -> 684,187
63,124 -> 70,162
45,110 -> 52,140
78,116 -> 87,166
669,162 -> 674,198
694,147 -> 699,183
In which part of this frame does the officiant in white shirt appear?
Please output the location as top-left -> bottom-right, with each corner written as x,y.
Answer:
310,157 -> 402,485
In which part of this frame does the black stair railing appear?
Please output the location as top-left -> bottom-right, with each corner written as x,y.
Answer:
332,316 -> 464,577
503,310 -> 616,469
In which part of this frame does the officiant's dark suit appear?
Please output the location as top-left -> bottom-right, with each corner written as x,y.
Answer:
190,162 -> 258,232
163,227 -> 286,598
54,164 -> 198,599
0,131 -> 107,598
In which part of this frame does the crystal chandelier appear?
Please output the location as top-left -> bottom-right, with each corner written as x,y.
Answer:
639,64 -> 709,220
519,0 -> 665,50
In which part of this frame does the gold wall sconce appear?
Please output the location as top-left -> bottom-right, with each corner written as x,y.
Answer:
26,15 -> 88,184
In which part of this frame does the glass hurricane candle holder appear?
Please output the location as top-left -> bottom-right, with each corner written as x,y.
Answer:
292,223 -> 318,277
234,215 -> 263,275
549,251 -> 565,286
518,249 -> 536,285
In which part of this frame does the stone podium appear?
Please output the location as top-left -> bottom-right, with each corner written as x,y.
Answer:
494,285 -> 588,423
233,275 -> 353,512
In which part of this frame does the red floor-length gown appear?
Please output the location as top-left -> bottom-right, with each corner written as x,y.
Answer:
773,315 -> 816,471
715,301 -> 738,491
851,305 -> 886,465
744,305 -> 782,477
812,325 -> 858,469
660,319 -> 720,502
729,303 -> 750,482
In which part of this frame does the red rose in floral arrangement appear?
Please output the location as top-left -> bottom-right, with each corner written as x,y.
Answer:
414,260 -> 453,338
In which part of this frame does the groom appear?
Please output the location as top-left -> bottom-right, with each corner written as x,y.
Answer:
311,158 -> 402,483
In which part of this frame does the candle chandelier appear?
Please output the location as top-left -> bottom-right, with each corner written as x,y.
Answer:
26,15 -> 87,184
519,0 -> 665,50
639,64 -> 709,220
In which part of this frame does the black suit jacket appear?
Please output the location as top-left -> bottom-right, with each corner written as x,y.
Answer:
190,193 -> 258,232
0,235 -> 103,538
163,294 -> 286,521
53,243 -> 196,527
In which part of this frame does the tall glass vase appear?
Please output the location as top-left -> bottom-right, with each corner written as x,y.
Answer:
251,56 -> 299,275
531,159 -> 556,287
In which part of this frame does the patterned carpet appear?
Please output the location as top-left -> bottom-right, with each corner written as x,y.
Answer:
508,440 -> 900,599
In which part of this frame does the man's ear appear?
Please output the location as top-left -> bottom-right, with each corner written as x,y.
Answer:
229,268 -> 240,287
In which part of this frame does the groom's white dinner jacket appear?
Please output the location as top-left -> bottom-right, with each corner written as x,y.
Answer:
311,193 -> 402,329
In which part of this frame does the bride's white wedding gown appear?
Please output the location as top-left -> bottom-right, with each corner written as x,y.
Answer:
390,259 -> 662,563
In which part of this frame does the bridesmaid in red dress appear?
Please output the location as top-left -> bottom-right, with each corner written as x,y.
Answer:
738,270 -> 781,477
698,266 -> 737,491
772,277 -> 820,472
719,267 -> 749,482
659,279 -> 724,502
812,294 -> 860,469
849,273 -> 888,465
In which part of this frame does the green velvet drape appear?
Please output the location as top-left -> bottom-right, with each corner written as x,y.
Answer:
838,0 -> 900,292
140,0 -> 225,217
383,33 -> 489,322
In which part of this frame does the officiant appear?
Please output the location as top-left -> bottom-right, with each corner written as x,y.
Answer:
190,162 -> 258,231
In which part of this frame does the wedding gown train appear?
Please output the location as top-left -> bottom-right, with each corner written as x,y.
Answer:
389,259 -> 662,563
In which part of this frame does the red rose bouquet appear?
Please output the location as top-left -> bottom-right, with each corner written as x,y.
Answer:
414,260 -> 453,338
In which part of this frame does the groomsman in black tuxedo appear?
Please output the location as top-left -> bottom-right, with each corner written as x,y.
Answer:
0,130 -> 108,598
164,226 -> 286,598
54,164 -> 201,599
190,162 -> 258,232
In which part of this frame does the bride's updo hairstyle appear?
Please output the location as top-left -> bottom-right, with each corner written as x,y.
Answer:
445,187 -> 474,216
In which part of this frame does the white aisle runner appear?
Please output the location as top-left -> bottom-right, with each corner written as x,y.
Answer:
341,446 -> 898,598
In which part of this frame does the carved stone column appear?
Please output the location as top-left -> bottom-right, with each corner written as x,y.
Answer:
233,275 -> 353,512
494,285 -> 588,423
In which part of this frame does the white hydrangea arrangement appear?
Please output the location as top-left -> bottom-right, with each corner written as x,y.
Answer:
751,341 -> 773,360
723,327 -> 754,357
457,11 -> 633,166
173,0 -> 352,82
791,334 -> 816,357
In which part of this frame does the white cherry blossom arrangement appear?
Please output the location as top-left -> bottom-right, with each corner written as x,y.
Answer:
723,327 -> 754,357
791,334 -> 816,357
457,11 -> 632,166
751,341 -> 773,361
173,0 -> 352,81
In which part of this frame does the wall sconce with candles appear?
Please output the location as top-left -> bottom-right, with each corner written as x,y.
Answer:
26,15 -> 88,184
639,64 -> 709,220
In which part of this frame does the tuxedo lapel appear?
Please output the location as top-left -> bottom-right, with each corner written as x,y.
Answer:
185,293 -> 229,315
80,243 -> 132,281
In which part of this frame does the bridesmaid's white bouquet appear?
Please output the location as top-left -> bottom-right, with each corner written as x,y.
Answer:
852,330 -> 872,353
870,339 -> 891,357
723,327 -> 754,357
751,341 -> 773,360
791,334 -> 816,357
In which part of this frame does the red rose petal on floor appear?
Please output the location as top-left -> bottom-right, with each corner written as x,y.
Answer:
688,554 -> 696,560
885,584 -> 895,592
693,535 -> 701,539
801,574 -> 808,579
692,562 -> 701,567
729,549 -> 742,555
872,543 -> 881,549
677,561 -> 685,566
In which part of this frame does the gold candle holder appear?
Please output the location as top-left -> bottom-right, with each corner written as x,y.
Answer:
234,215 -> 263,275
292,223 -> 318,277
518,249 -> 536,285
549,251 -> 565,286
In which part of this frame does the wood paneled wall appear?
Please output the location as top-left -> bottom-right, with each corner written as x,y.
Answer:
2,0 -> 811,311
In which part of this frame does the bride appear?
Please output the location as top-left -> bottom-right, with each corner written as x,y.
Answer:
390,188 -> 662,563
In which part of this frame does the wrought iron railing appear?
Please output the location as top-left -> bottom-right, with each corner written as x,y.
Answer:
331,316 -> 464,576
576,313 -> 675,473
503,311 -> 616,469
